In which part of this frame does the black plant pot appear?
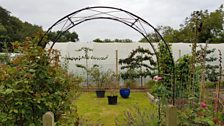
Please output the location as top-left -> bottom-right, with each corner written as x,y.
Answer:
107,96 -> 118,105
96,90 -> 105,98
120,88 -> 130,98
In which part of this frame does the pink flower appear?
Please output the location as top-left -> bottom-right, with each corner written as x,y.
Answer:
200,101 -> 207,108
153,75 -> 162,82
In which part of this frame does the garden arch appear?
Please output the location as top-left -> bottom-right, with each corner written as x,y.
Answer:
38,6 -> 176,105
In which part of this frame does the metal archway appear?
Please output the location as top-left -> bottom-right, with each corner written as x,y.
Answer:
38,6 -> 176,105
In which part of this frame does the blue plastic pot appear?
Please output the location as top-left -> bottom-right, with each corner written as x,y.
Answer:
120,88 -> 130,98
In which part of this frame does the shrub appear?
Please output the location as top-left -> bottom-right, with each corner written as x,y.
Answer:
205,81 -> 216,88
0,40 -> 81,125
115,105 -> 157,126
178,103 -> 215,126
144,80 -> 157,89
124,79 -> 138,89
89,66 -> 114,90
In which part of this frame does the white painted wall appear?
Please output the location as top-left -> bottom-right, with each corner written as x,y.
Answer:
46,42 -> 224,78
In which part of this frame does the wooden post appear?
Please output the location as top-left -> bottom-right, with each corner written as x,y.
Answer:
115,50 -> 119,87
43,112 -> 54,126
166,105 -> 177,126
178,49 -> 181,59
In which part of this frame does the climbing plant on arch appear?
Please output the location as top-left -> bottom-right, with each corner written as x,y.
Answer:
38,6 -> 176,104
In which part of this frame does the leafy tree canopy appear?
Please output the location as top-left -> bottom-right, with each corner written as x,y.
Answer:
48,31 -> 79,42
0,6 -> 43,42
0,6 -> 79,51
119,46 -> 156,80
139,4 -> 224,43
93,38 -> 132,43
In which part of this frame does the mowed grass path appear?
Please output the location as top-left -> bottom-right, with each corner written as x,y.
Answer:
76,91 -> 156,125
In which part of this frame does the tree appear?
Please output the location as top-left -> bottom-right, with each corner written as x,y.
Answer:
93,38 -> 133,43
65,47 -> 108,87
0,6 -> 43,52
138,4 -> 224,43
0,6 -> 10,26
176,5 -> 224,43
138,25 -> 180,43
119,46 -> 156,87
93,38 -> 103,43
0,6 -> 43,42
197,46 -> 219,82
139,26 -> 162,42
48,31 -> 79,42
0,23 -> 10,50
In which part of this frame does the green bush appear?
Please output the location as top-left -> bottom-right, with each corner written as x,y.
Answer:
0,41 -> 81,125
205,81 -> 216,88
221,81 -> 224,88
124,79 -> 138,89
144,80 -> 157,89
178,104 -> 215,126
205,81 -> 224,88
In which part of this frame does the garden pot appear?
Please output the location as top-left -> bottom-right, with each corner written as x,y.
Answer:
96,90 -> 105,98
107,96 -> 117,105
120,88 -> 130,98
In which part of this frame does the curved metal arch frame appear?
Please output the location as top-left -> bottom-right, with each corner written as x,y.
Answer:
38,6 -> 176,105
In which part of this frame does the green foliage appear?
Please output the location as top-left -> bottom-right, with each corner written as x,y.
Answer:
196,47 -> 219,82
66,47 -> 108,87
176,47 -> 220,125
176,5 -> 224,43
120,69 -> 138,80
139,26 -> 178,43
75,64 -> 116,90
151,82 -> 171,99
192,46 -> 219,92
158,42 -> 173,90
124,79 -> 138,89
175,46 -> 218,98
178,104 -> 215,126
0,6 -> 43,43
0,6 -> 43,52
205,81 -> 216,88
175,55 -> 191,97
66,47 -> 108,61
116,105 -> 158,126
139,4 -> 224,43
119,46 -> 156,80
139,26 -> 161,42
48,31 -> 79,42
93,38 -> 133,43
0,40 -> 81,125
144,80 -> 157,89
205,81 -> 224,88
0,43 -> 11,64
89,65 -> 115,90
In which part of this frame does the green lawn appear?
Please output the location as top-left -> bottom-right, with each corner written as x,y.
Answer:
76,91 -> 156,125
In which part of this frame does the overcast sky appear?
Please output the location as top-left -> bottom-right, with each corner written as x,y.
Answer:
0,0 -> 223,42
